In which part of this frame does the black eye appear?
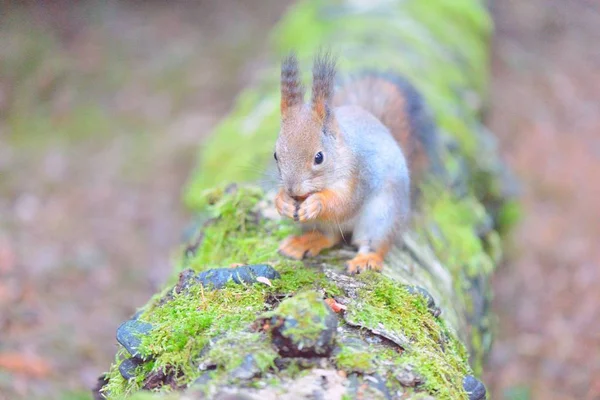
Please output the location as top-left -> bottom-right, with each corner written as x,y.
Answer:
274,152 -> 278,161
314,151 -> 324,165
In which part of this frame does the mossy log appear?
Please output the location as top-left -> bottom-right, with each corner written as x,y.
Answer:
97,1 -> 518,399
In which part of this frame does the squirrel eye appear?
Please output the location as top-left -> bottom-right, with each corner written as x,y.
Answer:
314,151 -> 324,165
274,152 -> 278,161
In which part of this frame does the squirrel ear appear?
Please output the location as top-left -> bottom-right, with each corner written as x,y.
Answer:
311,51 -> 337,123
281,53 -> 304,117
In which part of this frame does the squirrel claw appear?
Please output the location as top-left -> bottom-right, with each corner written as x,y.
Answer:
346,253 -> 384,274
296,194 -> 323,222
275,189 -> 297,220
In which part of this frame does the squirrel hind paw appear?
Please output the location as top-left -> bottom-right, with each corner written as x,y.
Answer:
278,241 -> 310,260
346,253 -> 384,274
278,232 -> 336,260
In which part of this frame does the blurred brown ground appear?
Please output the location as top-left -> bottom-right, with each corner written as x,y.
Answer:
0,1 -> 599,399
486,1 -> 600,399
0,2 -> 290,399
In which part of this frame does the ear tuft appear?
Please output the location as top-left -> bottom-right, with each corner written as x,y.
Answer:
311,50 -> 337,122
281,52 -> 305,116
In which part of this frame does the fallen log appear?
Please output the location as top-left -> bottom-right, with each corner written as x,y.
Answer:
96,1 -> 517,399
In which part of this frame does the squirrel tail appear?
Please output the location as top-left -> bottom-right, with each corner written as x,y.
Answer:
333,73 -> 444,182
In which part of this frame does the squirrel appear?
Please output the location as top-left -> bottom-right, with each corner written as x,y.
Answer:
273,52 -> 440,274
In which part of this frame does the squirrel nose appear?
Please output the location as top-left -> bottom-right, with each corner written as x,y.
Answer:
285,180 -> 298,196
287,186 -> 310,201
284,178 -> 309,198
286,186 -> 305,199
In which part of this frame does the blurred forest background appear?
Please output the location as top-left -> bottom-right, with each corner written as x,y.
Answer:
0,1 -> 598,400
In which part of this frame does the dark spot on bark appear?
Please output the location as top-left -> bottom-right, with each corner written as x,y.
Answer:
463,375 -> 487,400
116,319 -> 154,360
119,357 -> 144,380
143,365 -> 184,391
91,374 -> 109,400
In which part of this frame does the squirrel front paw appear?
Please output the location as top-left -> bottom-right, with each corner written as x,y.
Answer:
275,189 -> 297,220
346,253 -> 384,274
296,193 -> 323,222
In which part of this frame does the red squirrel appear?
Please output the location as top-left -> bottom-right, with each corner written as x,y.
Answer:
274,52 -> 438,274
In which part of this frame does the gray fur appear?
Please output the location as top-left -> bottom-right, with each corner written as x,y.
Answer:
319,105 -> 410,251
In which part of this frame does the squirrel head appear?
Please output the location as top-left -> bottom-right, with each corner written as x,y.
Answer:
275,52 -> 348,199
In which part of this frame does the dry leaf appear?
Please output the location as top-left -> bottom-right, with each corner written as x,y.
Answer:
0,352 -> 51,378
256,276 -> 272,287
325,298 -> 347,313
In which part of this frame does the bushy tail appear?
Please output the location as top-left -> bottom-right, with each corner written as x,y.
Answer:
333,73 -> 443,182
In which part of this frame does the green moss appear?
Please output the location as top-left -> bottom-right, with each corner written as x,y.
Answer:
497,199 -> 522,235
417,185 -> 497,376
103,184 -> 487,399
348,273 -> 470,400
469,327 -> 484,375
263,290 -> 330,342
206,332 -> 277,373
274,263 -> 342,298
484,231 -> 503,264
185,185 -> 294,271
102,282 -> 269,397
403,0 -> 491,94
422,187 -> 494,279
335,346 -> 376,373
103,187 -> 342,398
183,185 -> 341,297
102,348 -> 153,398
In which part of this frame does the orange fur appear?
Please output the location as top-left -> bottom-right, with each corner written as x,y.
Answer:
346,239 -> 391,274
346,253 -> 384,274
375,240 -> 391,259
313,100 -> 327,122
313,182 -> 357,222
278,231 -> 339,260
293,173 -> 358,223
274,188 -> 296,220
